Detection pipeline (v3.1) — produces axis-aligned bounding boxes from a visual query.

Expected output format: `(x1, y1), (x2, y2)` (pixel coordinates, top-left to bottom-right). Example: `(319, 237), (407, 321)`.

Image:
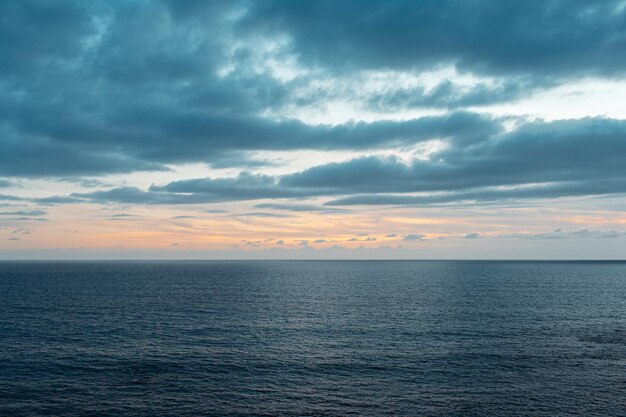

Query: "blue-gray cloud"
(365, 78), (544, 112)
(403, 234), (426, 241)
(254, 203), (348, 213)
(499, 229), (625, 240)
(228, 212), (293, 219)
(243, 0), (626, 78)
(464, 233), (481, 240)
(1, 0), (625, 214)
(0, 210), (47, 216)
(0, 195), (23, 202)
(0, 0), (510, 178)
(287, 117), (626, 204)
(30, 116), (626, 207)
(150, 173), (306, 201)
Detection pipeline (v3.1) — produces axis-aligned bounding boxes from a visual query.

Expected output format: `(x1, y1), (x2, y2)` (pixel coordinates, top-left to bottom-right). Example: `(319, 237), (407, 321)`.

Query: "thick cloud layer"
(244, 0), (626, 77)
(1, 0), (626, 209)
(56, 116), (626, 207)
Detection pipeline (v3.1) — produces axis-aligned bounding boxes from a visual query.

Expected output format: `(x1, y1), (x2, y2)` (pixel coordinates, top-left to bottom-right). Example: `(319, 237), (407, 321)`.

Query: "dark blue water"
(1, 261), (625, 416)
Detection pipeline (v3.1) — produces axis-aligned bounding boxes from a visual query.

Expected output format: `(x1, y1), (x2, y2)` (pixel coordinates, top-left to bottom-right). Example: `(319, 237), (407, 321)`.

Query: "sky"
(1, 0), (626, 259)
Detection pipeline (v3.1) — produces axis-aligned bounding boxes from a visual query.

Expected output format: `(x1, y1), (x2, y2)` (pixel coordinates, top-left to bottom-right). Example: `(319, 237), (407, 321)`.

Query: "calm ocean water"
(1, 261), (625, 416)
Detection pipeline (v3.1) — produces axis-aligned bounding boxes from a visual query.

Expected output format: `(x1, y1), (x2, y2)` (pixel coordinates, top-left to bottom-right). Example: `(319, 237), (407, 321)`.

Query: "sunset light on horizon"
(1, 0), (626, 259)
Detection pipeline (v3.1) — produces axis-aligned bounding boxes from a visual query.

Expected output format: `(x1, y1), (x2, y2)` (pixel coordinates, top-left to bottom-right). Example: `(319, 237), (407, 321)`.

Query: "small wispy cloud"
(403, 234), (426, 241)
(464, 233), (480, 239)
(0, 210), (46, 216)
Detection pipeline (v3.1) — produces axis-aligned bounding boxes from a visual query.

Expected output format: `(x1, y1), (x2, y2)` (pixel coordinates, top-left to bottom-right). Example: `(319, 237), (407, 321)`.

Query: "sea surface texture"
(1, 261), (625, 416)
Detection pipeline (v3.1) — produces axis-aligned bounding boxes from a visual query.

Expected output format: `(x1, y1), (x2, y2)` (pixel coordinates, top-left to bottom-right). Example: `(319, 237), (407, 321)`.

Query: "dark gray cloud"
(0, 0), (508, 178)
(69, 187), (212, 205)
(0, 0), (93, 76)
(284, 117), (626, 204)
(150, 173), (306, 201)
(324, 181), (626, 207)
(1, 97), (495, 176)
(243, 0), (626, 78)
(2, 0), (625, 214)
(365, 78), (543, 111)
(35, 116), (626, 207)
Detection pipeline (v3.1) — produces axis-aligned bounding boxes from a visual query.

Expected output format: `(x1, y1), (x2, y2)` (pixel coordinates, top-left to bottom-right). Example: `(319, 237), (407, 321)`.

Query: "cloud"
(0, 126), (166, 176)
(229, 212), (293, 218)
(254, 203), (348, 213)
(403, 234), (426, 241)
(0, 195), (24, 201)
(243, 0), (626, 78)
(150, 173), (303, 201)
(3, 0), (622, 187)
(464, 233), (481, 239)
(364, 78), (543, 111)
(289, 118), (626, 193)
(33, 196), (83, 205)
(1, 0), (625, 228)
(0, 0), (502, 179)
(40, 115), (626, 208)
(206, 154), (281, 169)
(499, 229), (625, 240)
(0, 210), (46, 216)
(111, 111), (492, 169)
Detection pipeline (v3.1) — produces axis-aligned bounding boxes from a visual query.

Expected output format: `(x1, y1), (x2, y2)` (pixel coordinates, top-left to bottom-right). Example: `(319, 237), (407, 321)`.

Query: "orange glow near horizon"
(2, 201), (625, 256)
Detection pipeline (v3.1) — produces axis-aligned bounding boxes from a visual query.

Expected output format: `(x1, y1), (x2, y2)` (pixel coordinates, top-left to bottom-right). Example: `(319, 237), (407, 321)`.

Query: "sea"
(0, 261), (625, 416)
